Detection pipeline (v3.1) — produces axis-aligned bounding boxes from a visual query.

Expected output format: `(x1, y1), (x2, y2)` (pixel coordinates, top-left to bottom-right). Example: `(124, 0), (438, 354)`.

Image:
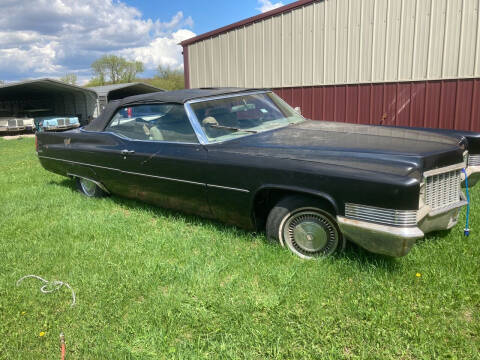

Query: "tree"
(90, 55), (144, 85)
(60, 73), (77, 85)
(146, 64), (184, 91)
(122, 61), (144, 83)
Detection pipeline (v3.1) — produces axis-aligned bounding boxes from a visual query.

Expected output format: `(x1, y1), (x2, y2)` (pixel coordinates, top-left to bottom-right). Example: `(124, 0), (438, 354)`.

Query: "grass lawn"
(0, 137), (479, 359)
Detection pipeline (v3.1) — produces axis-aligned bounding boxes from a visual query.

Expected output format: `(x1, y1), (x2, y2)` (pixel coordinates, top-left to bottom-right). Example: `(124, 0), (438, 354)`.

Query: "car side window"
(105, 104), (199, 143)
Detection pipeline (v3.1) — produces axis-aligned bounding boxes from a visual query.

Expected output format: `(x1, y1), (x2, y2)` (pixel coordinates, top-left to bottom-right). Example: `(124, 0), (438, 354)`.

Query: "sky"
(0, 0), (294, 84)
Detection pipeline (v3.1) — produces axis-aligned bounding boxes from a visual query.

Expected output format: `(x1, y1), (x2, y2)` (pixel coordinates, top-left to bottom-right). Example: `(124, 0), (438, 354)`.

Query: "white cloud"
(120, 29), (196, 70)
(0, 42), (61, 74)
(0, 0), (196, 81)
(257, 0), (284, 13)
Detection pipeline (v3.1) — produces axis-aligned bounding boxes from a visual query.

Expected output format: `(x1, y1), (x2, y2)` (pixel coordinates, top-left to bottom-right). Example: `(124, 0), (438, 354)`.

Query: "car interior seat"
(205, 107), (237, 127)
(149, 106), (198, 143)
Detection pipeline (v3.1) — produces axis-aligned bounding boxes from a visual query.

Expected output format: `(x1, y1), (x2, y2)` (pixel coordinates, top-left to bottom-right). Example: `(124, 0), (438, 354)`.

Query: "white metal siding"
(188, 0), (480, 88)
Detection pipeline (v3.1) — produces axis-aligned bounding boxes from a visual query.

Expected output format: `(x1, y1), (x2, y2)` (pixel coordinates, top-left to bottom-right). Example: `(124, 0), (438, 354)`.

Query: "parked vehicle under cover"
(36, 88), (479, 258)
(0, 112), (34, 133)
(35, 116), (80, 132)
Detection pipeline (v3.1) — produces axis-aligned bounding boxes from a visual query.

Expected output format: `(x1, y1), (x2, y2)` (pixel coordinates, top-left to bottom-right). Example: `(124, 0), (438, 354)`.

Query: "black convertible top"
(84, 87), (265, 131)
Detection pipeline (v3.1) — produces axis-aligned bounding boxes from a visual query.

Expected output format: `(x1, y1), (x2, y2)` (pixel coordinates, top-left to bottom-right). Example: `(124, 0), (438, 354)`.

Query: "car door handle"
(121, 149), (135, 155)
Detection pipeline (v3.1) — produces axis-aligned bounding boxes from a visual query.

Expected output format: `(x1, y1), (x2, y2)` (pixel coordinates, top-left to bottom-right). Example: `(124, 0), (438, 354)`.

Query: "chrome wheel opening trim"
(279, 207), (340, 259)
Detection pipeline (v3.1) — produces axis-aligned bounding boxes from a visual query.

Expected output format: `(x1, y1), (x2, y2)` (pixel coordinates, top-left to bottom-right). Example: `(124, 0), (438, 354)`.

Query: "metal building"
(181, 0), (480, 131)
(88, 82), (164, 115)
(0, 78), (97, 125)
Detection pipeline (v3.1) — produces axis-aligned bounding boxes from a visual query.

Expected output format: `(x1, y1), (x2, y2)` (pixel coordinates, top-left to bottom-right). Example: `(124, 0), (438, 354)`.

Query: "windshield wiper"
(208, 124), (257, 134)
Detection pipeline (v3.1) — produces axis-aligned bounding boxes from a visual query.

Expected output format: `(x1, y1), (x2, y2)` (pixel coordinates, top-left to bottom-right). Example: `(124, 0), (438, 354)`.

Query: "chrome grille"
(345, 203), (417, 227)
(8, 119), (16, 127)
(66, 118), (71, 125)
(468, 154), (480, 166)
(425, 169), (461, 210)
(17, 119), (23, 126)
(58, 119), (65, 126)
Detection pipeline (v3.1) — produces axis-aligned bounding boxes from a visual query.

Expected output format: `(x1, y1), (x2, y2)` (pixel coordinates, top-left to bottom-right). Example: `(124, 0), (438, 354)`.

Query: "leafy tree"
(90, 55), (144, 85)
(144, 65), (184, 91)
(59, 73), (77, 85)
(123, 61), (144, 83)
(84, 77), (104, 87)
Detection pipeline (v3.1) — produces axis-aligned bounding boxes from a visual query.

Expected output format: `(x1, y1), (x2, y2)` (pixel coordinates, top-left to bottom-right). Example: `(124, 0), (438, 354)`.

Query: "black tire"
(75, 177), (106, 198)
(266, 195), (344, 259)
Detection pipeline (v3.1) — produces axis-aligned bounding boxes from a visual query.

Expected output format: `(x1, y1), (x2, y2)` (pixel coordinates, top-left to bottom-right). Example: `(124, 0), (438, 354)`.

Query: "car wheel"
(266, 195), (344, 259)
(76, 177), (106, 198)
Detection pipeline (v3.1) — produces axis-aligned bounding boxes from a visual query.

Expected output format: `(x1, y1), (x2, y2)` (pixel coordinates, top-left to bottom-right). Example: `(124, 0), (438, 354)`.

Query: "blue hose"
(462, 168), (470, 236)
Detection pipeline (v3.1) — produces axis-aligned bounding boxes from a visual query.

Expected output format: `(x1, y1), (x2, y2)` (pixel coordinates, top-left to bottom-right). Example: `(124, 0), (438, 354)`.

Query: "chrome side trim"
(39, 155), (250, 193)
(67, 173), (110, 194)
(40, 155), (204, 186)
(206, 184), (250, 193)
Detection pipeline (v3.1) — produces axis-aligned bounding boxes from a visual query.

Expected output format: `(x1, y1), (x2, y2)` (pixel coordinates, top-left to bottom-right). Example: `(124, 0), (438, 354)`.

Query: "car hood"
(214, 120), (465, 179)
(388, 125), (480, 154)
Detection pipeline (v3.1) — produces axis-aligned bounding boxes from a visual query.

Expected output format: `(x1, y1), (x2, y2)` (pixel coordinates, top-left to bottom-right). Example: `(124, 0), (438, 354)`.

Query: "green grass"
(0, 138), (479, 359)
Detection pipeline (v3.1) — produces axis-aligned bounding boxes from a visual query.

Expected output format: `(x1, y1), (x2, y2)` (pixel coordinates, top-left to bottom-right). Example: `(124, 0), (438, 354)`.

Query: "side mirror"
(294, 107), (301, 115)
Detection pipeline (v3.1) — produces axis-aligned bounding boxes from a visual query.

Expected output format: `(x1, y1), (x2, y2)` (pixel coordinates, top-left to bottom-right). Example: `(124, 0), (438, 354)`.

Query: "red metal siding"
(273, 79), (480, 131)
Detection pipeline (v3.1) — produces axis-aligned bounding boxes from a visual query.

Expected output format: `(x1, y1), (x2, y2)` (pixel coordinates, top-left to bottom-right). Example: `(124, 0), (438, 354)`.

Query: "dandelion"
(416, 273), (422, 277)
(21, 311), (26, 315)
(39, 332), (45, 337)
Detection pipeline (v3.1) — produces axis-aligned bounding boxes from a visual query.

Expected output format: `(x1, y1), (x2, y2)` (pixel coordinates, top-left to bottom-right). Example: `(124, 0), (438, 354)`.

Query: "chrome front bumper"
(337, 198), (467, 257)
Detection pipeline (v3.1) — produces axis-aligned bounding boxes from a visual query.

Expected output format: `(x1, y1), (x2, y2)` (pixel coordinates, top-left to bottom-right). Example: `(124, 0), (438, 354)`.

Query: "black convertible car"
(36, 88), (480, 258)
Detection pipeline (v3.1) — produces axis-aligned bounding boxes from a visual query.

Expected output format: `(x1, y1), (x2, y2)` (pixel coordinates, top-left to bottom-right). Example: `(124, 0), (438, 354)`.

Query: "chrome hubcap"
(292, 220), (328, 252)
(79, 178), (96, 196)
(283, 209), (339, 257)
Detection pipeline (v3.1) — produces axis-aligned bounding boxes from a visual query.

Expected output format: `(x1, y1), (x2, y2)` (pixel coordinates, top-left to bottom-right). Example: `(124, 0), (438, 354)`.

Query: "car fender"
(251, 184), (340, 215)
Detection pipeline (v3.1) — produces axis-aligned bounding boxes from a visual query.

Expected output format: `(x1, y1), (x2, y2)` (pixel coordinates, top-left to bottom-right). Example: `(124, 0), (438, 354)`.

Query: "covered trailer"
(88, 82), (164, 116)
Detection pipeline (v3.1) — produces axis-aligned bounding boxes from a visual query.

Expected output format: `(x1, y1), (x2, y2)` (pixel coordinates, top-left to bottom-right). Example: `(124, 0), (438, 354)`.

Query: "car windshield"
(189, 92), (305, 143)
